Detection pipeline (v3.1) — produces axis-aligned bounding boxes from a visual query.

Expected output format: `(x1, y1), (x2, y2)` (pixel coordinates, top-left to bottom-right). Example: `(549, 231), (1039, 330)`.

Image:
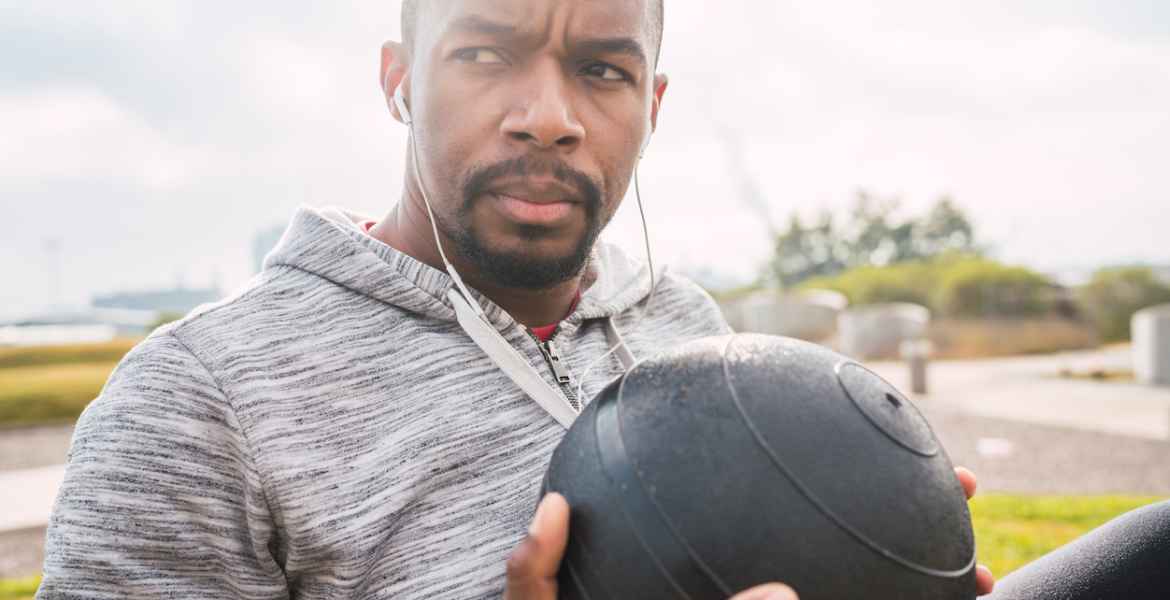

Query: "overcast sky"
(2, 1), (1168, 319)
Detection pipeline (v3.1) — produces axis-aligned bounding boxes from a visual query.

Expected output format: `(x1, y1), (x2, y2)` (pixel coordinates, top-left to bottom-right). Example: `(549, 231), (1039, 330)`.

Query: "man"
(38, 1), (992, 598)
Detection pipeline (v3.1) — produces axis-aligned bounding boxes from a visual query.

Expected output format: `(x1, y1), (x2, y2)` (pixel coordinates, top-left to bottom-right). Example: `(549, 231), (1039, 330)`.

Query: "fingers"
(975, 564), (995, 596)
(504, 493), (571, 600)
(729, 583), (799, 600)
(954, 467), (991, 594)
(954, 466), (977, 500)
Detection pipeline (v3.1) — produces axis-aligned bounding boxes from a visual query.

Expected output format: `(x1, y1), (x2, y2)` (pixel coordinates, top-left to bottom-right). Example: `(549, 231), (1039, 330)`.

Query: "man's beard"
(443, 156), (605, 290)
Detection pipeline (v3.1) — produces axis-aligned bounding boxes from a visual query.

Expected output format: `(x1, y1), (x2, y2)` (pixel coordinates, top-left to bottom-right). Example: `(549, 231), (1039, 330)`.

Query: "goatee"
(446, 156), (605, 290)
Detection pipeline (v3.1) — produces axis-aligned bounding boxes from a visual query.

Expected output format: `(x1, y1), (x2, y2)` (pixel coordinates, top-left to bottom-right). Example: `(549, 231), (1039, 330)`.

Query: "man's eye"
(454, 48), (506, 64)
(582, 63), (629, 82)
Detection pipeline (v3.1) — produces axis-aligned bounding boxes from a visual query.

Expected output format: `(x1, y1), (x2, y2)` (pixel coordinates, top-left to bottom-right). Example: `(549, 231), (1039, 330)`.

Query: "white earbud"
(394, 88), (413, 126)
(384, 68), (413, 126)
(638, 97), (659, 159)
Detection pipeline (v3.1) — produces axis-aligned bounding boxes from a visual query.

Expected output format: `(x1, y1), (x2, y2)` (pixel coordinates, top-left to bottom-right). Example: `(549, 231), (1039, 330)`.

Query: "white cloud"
(1, 0), (1168, 318)
(645, 1), (1170, 276)
(0, 86), (207, 188)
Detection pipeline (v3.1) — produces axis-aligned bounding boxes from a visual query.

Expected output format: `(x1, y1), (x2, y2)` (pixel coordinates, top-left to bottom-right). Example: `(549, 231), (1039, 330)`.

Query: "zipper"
(530, 329), (581, 411)
(540, 339), (572, 385)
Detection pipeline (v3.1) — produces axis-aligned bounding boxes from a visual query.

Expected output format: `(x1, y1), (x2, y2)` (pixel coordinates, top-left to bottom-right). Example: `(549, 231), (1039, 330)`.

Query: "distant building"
(0, 323), (117, 347)
(253, 225), (287, 274)
(0, 286), (224, 345)
(0, 308), (154, 345)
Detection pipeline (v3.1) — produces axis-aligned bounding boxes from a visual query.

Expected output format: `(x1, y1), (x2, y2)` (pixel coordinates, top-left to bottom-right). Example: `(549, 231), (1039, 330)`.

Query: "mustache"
(461, 156), (603, 212)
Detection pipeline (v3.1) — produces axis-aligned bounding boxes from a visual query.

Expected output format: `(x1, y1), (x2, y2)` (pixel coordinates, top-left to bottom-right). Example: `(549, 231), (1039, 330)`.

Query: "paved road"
(0, 424), (72, 471)
(922, 405), (1169, 496)
(869, 345), (1170, 441)
(0, 466), (64, 533)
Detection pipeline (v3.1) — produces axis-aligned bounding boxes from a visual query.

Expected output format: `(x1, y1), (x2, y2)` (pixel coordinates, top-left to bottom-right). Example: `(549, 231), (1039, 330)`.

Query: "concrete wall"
(1134, 304), (1170, 386)
(838, 303), (931, 360)
(720, 289), (847, 341)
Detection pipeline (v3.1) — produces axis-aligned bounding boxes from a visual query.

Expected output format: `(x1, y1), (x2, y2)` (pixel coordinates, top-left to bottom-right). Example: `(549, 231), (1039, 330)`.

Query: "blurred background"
(1, 1), (1168, 596)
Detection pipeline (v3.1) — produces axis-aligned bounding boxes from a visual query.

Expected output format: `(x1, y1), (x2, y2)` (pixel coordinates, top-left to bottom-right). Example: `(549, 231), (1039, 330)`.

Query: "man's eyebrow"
(444, 16), (648, 66)
(575, 37), (648, 66)
(447, 14), (519, 37)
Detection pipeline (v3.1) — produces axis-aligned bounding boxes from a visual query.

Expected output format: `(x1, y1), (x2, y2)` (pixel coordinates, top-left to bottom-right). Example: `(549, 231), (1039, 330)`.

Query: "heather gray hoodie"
(38, 206), (730, 599)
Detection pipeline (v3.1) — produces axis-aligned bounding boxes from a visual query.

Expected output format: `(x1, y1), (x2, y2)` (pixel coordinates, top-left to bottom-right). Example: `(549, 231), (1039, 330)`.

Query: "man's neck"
(368, 203), (581, 328)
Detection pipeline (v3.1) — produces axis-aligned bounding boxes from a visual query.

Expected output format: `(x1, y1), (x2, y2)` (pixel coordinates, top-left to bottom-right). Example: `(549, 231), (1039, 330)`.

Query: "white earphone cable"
(400, 93), (487, 318)
(572, 149), (657, 400)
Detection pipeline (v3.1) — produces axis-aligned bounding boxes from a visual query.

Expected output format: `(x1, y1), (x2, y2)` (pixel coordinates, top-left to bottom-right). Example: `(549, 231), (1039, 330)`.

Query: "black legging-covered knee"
(986, 500), (1170, 599)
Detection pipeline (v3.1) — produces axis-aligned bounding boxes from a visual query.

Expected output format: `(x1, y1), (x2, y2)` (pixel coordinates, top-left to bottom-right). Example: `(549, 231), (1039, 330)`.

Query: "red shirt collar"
(530, 291), (580, 342)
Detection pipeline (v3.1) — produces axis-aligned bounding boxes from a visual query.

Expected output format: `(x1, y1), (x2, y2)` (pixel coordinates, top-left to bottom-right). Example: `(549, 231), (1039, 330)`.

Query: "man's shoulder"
(654, 270), (719, 305)
(644, 269), (732, 337)
(80, 266), (358, 429)
(161, 265), (379, 367)
(169, 266), (311, 333)
(72, 328), (232, 454)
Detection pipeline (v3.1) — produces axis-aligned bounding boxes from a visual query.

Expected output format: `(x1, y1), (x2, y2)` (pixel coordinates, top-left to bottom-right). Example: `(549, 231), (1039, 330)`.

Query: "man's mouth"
(490, 193), (576, 224)
(486, 178), (581, 225)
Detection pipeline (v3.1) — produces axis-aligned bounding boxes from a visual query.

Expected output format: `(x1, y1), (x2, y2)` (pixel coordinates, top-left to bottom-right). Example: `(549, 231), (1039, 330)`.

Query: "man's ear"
(380, 40), (411, 124)
(650, 73), (669, 132)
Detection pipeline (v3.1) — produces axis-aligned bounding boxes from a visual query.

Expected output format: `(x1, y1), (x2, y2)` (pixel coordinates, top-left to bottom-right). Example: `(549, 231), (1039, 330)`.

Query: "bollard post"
(1133, 304), (1170, 386)
(899, 339), (933, 395)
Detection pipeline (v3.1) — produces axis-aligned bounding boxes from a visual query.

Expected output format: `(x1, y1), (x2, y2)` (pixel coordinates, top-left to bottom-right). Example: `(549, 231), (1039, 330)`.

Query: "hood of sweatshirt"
(263, 205), (657, 330)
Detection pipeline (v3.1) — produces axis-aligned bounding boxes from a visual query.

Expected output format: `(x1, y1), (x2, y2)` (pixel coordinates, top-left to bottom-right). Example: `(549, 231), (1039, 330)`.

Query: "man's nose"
(500, 64), (586, 152)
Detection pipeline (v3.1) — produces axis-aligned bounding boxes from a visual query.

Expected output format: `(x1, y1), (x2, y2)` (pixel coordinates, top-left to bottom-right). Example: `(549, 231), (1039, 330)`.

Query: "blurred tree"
(767, 192), (980, 288)
(915, 196), (977, 258)
(842, 191), (900, 267)
(767, 212), (845, 288)
(1077, 267), (1170, 342)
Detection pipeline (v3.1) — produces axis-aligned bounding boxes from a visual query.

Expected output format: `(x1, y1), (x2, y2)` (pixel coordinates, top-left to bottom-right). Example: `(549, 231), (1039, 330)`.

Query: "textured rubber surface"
(544, 334), (977, 599)
(988, 500), (1170, 600)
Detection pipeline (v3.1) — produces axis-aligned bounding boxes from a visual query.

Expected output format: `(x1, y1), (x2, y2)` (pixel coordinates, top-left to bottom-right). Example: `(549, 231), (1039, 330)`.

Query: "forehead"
(419, 0), (655, 46)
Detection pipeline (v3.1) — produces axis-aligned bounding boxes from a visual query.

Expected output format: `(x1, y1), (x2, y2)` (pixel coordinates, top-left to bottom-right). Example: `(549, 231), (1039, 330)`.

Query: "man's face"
(402, 0), (664, 289)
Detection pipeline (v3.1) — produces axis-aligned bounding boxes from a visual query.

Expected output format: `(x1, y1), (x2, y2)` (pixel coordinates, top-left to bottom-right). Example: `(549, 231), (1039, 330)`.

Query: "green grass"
(0, 340), (136, 428)
(0, 576), (40, 600)
(0, 496), (1161, 597)
(0, 362), (118, 428)
(970, 494), (1165, 577)
(0, 339), (137, 370)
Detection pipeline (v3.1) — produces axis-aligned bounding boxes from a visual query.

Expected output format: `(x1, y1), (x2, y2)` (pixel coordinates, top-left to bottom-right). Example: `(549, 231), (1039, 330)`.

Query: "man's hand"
(504, 493), (571, 600)
(955, 466), (996, 596)
(505, 494), (799, 600)
(728, 584), (799, 599)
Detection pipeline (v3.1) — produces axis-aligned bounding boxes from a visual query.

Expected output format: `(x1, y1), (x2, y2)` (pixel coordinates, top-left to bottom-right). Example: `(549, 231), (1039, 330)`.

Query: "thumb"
(504, 493), (571, 600)
(729, 583), (799, 600)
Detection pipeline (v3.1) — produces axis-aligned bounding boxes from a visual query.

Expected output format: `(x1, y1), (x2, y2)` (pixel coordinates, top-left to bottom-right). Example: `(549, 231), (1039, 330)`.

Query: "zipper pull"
(540, 340), (573, 385)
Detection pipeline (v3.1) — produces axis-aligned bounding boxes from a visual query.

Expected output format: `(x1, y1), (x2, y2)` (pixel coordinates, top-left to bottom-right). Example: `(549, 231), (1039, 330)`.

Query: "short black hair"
(401, 0), (665, 66)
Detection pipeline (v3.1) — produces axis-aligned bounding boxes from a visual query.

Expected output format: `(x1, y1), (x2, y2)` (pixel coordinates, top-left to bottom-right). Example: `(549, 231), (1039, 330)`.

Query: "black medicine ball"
(542, 334), (977, 600)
